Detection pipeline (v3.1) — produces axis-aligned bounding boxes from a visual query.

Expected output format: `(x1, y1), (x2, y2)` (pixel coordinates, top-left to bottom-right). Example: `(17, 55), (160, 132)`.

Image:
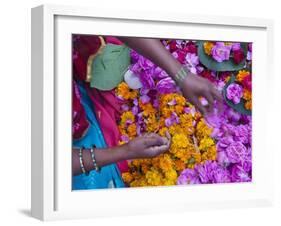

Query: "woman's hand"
(125, 132), (171, 159)
(181, 72), (223, 115)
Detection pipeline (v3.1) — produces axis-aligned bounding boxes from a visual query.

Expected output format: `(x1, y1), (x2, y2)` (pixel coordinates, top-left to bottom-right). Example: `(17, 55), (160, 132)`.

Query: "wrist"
(113, 143), (132, 161)
(174, 65), (190, 88)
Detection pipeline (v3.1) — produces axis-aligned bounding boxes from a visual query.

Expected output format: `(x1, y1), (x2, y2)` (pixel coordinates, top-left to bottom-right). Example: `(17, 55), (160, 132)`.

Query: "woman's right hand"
(125, 132), (171, 159)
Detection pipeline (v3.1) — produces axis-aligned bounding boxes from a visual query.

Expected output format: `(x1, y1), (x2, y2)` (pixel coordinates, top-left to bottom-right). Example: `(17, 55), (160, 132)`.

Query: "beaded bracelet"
(174, 66), (190, 88)
(79, 147), (88, 175)
(90, 146), (100, 172)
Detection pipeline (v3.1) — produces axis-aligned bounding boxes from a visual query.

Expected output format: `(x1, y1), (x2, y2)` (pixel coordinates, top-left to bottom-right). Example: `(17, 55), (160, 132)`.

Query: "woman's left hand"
(125, 132), (171, 159)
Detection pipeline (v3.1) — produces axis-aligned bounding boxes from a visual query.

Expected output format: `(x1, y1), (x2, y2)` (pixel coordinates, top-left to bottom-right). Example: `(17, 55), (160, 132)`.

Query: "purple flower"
(226, 142), (248, 163)
(132, 106), (139, 115)
(177, 169), (200, 185)
(217, 150), (231, 166)
(217, 136), (234, 150)
(230, 164), (251, 182)
(121, 104), (129, 111)
(133, 98), (139, 106)
(226, 107), (241, 123)
(232, 43), (241, 51)
(195, 162), (213, 183)
(154, 67), (169, 79)
(213, 166), (230, 183)
(139, 71), (155, 90)
(247, 51), (252, 61)
(226, 83), (243, 104)
(138, 56), (154, 70)
(121, 135), (130, 143)
(167, 99), (177, 106)
(130, 50), (140, 62)
(164, 112), (180, 127)
(164, 118), (173, 127)
(233, 125), (250, 144)
(140, 94), (151, 104)
(211, 42), (232, 62)
(185, 53), (199, 74)
(153, 98), (159, 108)
(156, 77), (177, 94)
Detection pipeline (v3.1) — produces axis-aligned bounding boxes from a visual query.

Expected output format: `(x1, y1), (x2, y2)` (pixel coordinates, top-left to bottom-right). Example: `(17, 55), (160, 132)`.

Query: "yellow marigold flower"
(159, 127), (168, 137)
(141, 164), (150, 174)
(203, 42), (214, 55)
(171, 133), (189, 149)
(164, 169), (177, 182)
(243, 89), (252, 101)
(201, 145), (217, 161)
(120, 111), (135, 125)
(127, 124), (137, 137)
(161, 107), (172, 118)
(122, 172), (133, 184)
(140, 102), (157, 117)
(236, 70), (250, 83)
(175, 105), (184, 114)
(199, 137), (215, 152)
(163, 179), (176, 186)
(173, 148), (192, 162)
(116, 82), (138, 100)
(175, 159), (186, 171)
(196, 119), (213, 140)
(186, 152), (201, 168)
(159, 154), (174, 172)
(224, 42), (233, 46)
(146, 169), (163, 186)
(168, 124), (185, 136)
(151, 157), (161, 169)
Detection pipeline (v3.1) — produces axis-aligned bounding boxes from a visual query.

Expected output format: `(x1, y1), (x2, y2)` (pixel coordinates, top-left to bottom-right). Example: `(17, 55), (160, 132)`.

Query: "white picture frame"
(31, 4), (274, 221)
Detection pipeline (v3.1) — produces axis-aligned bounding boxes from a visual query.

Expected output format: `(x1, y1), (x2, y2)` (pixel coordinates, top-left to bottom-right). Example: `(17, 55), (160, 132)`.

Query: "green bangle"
(174, 66), (190, 87)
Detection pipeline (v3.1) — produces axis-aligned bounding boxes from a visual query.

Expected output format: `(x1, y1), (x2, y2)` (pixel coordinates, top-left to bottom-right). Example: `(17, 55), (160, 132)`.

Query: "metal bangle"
(90, 146), (100, 172)
(79, 147), (88, 175)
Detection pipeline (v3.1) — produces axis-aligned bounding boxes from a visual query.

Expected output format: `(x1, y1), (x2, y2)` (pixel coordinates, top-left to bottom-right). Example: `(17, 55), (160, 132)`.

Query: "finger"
(211, 87), (223, 103)
(165, 130), (171, 139)
(144, 136), (165, 147)
(203, 90), (214, 113)
(189, 96), (207, 116)
(165, 130), (171, 147)
(211, 87), (224, 113)
(147, 144), (169, 155)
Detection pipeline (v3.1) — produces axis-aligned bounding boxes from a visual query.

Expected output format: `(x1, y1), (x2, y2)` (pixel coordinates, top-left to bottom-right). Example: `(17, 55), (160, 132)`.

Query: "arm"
(119, 38), (222, 115)
(72, 133), (170, 176)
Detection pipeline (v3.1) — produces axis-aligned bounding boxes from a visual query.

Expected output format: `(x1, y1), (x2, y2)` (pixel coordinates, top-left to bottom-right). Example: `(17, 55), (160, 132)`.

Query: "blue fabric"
(72, 83), (125, 190)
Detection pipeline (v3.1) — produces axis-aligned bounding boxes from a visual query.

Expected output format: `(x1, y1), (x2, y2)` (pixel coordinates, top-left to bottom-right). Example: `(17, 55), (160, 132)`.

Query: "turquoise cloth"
(72, 83), (125, 190)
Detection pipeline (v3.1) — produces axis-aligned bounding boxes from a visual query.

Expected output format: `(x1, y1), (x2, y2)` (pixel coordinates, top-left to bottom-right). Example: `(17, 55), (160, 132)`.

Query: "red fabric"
(73, 35), (102, 81)
(72, 34), (128, 172)
(105, 36), (123, 45)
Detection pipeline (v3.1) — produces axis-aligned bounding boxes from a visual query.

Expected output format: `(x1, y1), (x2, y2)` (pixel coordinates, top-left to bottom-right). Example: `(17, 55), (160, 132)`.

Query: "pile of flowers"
(203, 41), (246, 64)
(226, 70), (252, 110)
(115, 39), (252, 187)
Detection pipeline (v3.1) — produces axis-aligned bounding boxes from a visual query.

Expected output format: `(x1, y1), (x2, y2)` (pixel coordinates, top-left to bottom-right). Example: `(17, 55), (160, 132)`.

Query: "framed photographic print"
(31, 4), (274, 221)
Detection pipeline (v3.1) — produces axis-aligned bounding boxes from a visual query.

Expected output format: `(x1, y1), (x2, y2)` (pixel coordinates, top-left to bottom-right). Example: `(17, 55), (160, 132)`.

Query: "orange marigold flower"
(203, 42), (214, 55)
(236, 70), (250, 83)
(243, 89), (252, 101)
(245, 100), (252, 110)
